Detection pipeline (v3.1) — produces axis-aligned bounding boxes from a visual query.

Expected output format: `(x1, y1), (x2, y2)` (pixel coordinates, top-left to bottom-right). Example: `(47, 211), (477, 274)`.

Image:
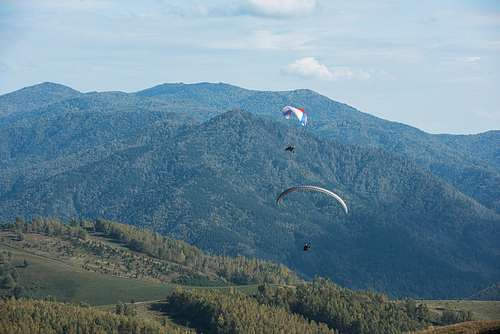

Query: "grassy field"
(0, 242), (260, 306)
(424, 300), (500, 321)
(0, 242), (179, 305)
(1, 230), (188, 284)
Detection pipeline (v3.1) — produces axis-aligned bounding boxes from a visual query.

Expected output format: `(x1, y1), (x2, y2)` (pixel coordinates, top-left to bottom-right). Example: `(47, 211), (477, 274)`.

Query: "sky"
(1, 0), (499, 134)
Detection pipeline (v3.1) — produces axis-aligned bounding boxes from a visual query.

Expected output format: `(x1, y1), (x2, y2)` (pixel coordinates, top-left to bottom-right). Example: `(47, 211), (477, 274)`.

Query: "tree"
(44, 295), (56, 302)
(14, 215), (24, 227)
(116, 301), (124, 315)
(1, 274), (15, 289)
(12, 285), (26, 299)
(70, 218), (80, 227)
(404, 298), (417, 318)
(123, 303), (137, 317)
(416, 303), (430, 322)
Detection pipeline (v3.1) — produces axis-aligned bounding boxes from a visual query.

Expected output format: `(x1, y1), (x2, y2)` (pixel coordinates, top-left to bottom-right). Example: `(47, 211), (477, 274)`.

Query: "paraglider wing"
(276, 186), (348, 214)
(282, 106), (307, 126)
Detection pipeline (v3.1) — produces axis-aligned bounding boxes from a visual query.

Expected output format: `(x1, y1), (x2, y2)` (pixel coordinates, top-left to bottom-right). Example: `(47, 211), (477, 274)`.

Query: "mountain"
(0, 97), (199, 195)
(4, 82), (499, 215)
(0, 82), (83, 128)
(134, 82), (500, 215)
(435, 131), (500, 172)
(0, 91), (498, 300)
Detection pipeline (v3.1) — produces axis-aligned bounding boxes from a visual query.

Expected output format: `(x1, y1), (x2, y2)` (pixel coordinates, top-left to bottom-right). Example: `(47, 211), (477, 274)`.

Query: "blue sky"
(1, 0), (499, 134)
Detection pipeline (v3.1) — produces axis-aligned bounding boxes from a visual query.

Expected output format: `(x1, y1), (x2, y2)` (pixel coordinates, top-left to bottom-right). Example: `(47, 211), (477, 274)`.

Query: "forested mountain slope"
(0, 82), (83, 128)
(1, 106), (498, 299)
(135, 82), (500, 214)
(435, 131), (500, 172)
(0, 94), (201, 196)
(3, 82), (499, 214)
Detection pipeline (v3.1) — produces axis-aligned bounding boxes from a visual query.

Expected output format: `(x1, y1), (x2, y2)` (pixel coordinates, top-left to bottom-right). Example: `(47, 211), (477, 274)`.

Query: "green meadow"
(0, 242), (260, 306)
(424, 299), (500, 321)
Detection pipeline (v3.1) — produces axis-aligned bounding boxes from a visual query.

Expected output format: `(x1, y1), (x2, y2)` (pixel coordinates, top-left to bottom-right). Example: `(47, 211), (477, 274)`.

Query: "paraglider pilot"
(302, 243), (310, 252)
(285, 146), (295, 153)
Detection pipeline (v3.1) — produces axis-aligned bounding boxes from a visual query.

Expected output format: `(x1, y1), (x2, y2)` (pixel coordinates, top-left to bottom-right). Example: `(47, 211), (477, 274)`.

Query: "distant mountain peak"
(0, 82), (83, 119)
(16, 82), (82, 96)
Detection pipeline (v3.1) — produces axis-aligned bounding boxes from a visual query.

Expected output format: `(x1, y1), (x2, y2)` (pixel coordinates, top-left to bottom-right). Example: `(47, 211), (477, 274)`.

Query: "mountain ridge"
(6, 81), (498, 214)
(1, 106), (498, 299)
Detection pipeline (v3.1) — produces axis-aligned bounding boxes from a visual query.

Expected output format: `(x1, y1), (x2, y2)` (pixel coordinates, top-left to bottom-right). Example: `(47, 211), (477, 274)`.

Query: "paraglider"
(282, 106), (307, 126)
(276, 185), (348, 214)
(285, 145), (295, 153)
(302, 243), (311, 252)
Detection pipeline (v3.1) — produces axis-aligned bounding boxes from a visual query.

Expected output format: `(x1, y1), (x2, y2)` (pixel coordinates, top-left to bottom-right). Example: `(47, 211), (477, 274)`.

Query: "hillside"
(134, 82), (500, 215)
(0, 102), (199, 195)
(436, 131), (500, 171)
(3, 82), (500, 215)
(0, 297), (189, 334)
(410, 321), (500, 334)
(3, 82), (499, 216)
(0, 82), (83, 128)
(467, 283), (500, 301)
(0, 105), (499, 299)
(0, 217), (298, 302)
(2, 218), (489, 334)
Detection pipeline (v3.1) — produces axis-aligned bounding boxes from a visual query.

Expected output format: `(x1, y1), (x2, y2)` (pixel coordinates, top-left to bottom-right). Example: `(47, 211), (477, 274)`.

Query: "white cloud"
(329, 67), (372, 81)
(281, 57), (377, 82)
(465, 57), (480, 63)
(281, 57), (334, 80)
(239, 0), (317, 17)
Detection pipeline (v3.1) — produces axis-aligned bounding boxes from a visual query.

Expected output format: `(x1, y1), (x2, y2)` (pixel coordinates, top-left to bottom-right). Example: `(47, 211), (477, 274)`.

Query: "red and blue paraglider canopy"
(282, 106), (307, 126)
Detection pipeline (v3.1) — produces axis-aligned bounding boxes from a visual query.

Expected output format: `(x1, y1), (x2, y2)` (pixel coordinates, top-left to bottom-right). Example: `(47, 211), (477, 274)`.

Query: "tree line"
(167, 280), (476, 334)
(0, 296), (192, 334)
(1, 216), (299, 287)
(168, 286), (336, 334)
